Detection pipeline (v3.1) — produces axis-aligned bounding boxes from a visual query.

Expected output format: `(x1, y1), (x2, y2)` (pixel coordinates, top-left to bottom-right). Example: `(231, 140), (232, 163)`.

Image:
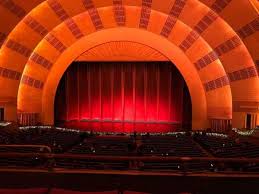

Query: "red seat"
(124, 191), (151, 194)
(50, 188), (117, 194)
(0, 188), (47, 194)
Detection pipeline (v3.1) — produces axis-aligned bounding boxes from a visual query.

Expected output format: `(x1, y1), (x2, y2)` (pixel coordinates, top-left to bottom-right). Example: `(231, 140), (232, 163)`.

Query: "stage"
(55, 61), (191, 133)
(57, 120), (181, 133)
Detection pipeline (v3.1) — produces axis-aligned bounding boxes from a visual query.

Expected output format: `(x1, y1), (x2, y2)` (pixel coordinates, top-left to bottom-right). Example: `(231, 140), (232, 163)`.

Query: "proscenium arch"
(41, 28), (208, 129)
(17, 7), (233, 124)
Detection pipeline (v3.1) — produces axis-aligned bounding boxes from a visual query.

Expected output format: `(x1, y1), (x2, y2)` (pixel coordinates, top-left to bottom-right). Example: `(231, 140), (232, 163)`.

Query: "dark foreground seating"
(49, 189), (117, 194)
(0, 189), (149, 194)
(68, 137), (133, 156)
(0, 188), (47, 194)
(193, 133), (259, 158)
(0, 127), (259, 173)
(139, 134), (207, 157)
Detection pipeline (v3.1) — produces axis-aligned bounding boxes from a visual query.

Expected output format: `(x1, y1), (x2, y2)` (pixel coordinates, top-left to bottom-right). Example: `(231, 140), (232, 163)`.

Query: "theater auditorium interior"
(0, 0), (259, 193)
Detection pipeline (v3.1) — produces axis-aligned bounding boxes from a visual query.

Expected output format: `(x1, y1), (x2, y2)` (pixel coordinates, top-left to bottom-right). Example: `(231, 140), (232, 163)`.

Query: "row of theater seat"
(55, 158), (129, 170)
(68, 137), (132, 155)
(0, 188), (150, 194)
(193, 134), (259, 158)
(12, 129), (82, 153)
(0, 157), (47, 168)
(0, 127), (259, 172)
(2, 128), (259, 159)
(139, 135), (207, 157)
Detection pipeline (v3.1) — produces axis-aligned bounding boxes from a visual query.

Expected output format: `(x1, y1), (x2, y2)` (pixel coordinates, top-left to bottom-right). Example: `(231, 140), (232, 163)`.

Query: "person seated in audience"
(133, 131), (137, 139)
(234, 137), (240, 144)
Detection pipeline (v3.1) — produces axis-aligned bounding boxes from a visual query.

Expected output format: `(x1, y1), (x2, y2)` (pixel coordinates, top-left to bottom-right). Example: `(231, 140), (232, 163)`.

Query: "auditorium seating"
(49, 189), (117, 194)
(0, 157), (47, 168)
(141, 161), (211, 172)
(68, 136), (133, 155)
(193, 133), (259, 158)
(139, 134), (207, 157)
(0, 189), (150, 194)
(0, 128), (15, 144)
(13, 128), (83, 153)
(0, 126), (259, 173)
(55, 158), (129, 170)
(0, 188), (47, 194)
(0, 146), (49, 153)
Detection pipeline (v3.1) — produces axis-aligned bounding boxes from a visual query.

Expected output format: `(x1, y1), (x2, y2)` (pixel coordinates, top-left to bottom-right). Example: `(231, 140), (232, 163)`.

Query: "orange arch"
(1, 1), (254, 98)
(0, 0), (258, 65)
(41, 28), (209, 129)
(17, 7), (232, 118)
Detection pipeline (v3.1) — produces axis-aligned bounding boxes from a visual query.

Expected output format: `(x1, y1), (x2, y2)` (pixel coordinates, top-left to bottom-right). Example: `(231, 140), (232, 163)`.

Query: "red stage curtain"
(55, 62), (191, 132)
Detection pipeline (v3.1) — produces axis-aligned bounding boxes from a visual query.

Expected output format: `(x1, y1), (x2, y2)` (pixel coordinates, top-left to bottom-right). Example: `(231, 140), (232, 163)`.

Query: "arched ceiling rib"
(0, 0), (254, 83)
(20, 7), (228, 86)
(0, 0), (257, 63)
(75, 41), (170, 61)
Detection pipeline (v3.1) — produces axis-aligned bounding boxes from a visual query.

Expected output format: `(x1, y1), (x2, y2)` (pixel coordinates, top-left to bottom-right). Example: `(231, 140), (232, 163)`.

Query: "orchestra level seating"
(0, 127), (259, 173)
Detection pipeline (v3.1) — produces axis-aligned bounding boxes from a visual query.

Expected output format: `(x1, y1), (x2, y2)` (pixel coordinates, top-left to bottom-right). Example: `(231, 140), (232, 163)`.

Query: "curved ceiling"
(75, 41), (169, 61)
(0, 0), (258, 128)
(0, 0), (258, 62)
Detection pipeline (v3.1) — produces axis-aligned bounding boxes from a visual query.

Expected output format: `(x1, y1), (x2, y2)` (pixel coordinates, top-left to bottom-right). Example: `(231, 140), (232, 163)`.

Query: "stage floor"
(57, 121), (181, 133)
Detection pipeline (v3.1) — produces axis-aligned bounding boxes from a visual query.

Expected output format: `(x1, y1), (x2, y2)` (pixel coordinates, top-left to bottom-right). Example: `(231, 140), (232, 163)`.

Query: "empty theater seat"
(49, 189), (151, 194)
(124, 192), (151, 194)
(13, 128), (83, 153)
(68, 137), (133, 156)
(0, 188), (47, 194)
(193, 133), (259, 158)
(54, 158), (129, 170)
(0, 157), (47, 168)
(49, 189), (117, 194)
(139, 134), (207, 157)
(1, 127), (259, 172)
